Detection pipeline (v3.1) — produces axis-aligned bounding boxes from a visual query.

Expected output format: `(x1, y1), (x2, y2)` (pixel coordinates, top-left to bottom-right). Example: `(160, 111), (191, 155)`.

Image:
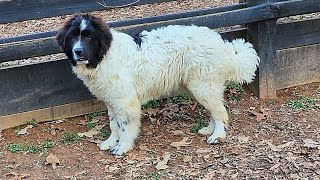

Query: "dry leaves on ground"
(170, 137), (192, 150)
(156, 152), (171, 170)
(267, 141), (295, 152)
(249, 107), (273, 121)
(17, 125), (33, 135)
(45, 153), (60, 169)
(303, 139), (320, 148)
(77, 124), (105, 138)
(6, 172), (30, 180)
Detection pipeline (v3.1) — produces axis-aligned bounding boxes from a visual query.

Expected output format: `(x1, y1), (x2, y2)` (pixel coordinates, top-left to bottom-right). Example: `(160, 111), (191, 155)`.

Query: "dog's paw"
(207, 129), (226, 144)
(198, 126), (214, 135)
(109, 142), (132, 156)
(99, 135), (119, 150)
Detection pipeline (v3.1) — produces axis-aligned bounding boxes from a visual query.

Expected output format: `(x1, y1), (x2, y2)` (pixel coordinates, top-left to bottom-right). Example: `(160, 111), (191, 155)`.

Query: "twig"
(96, 0), (140, 8)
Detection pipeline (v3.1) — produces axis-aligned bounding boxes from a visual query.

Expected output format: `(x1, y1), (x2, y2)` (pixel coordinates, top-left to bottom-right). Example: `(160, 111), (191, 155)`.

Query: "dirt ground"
(0, 82), (319, 180)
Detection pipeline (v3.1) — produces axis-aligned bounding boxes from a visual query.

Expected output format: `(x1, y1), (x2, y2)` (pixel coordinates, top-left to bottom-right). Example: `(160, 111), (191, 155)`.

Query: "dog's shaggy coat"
(57, 14), (260, 155)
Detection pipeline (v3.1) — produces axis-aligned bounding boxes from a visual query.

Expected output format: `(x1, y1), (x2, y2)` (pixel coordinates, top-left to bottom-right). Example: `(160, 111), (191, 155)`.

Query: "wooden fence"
(0, 0), (319, 130)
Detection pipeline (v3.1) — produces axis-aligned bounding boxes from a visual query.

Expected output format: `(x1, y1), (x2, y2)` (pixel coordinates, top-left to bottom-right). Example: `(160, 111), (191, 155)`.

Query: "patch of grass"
(26, 118), (38, 127)
(61, 132), (81, 144)
(227, 93), (240, 102)
(288, 96), (317, 110)
(86, 122), (96, 129)
(7, 140), (55, 154)
(13, 127), (21, 134)
(85, 111), (104, 121)
(7, 143), (28, 153)
(150, 171), (163, 180)
(142, 99), (163, 109)
(169, 93), (192, 104)
(228, 83), (245, 93)
(191, 118), (208, 133)
(42, 139), (55, 149)
(99, 130), (110, 138)
(40, 127), (51, 133)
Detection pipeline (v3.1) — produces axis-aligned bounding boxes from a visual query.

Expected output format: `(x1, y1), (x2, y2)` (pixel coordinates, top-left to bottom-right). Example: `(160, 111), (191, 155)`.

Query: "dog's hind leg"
(100, 108), (119, 150)
(109, 97), (141, 155)
(187, 83), (228, 144)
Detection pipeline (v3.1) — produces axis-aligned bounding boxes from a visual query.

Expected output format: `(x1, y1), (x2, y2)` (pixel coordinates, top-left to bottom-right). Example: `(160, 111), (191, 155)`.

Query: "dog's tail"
(225, 39), (260, 84)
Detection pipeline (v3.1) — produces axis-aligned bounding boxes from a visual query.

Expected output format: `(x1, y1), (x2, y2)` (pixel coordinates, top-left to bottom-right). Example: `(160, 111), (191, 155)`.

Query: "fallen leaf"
(196, 148), (211, 154)
(270, 163), (281, 171)
(45, 153), (60, 169)
(144, 108), (158, 116)
(249, 107), (272, 121)
(171, 130), (184, 136)
(17, 125), (33, 135)
(238, 136), (249, 144)
(50, 126), (62, 136)
(231, 172), (239, 179)
(303, 139), (320, 148)
(6, 172), (31, 179)
(156, 152), (171, 170)
(267, 141), (295, 152)
(106, 165), (120, 172)
(77, 125), (105, 138)
(183, 155), (192, 162)
(170, 137), (191, 150)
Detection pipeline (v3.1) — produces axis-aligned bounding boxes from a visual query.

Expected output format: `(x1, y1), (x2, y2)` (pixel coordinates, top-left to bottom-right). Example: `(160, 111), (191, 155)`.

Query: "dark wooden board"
(0, 99), (106, 131)
(0, 59), (95, 116)
(275, 44), (320, 89)
(0, 3), (245, 45)
(276, 18), (320, 49)
(0, 0), (176, 24)
(247, 0), (278, 98)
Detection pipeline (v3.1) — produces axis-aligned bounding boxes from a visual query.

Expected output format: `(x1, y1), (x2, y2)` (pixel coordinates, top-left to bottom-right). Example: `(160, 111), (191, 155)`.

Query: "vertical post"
(247, 0), (279, 98)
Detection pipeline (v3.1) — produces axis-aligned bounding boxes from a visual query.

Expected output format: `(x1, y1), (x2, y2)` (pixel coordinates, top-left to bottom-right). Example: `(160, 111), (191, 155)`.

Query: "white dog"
(56, 14), (260, 155)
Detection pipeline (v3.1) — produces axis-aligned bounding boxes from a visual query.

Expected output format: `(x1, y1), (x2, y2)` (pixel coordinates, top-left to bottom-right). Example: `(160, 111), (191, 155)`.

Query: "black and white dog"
(56, 14), (259, 155)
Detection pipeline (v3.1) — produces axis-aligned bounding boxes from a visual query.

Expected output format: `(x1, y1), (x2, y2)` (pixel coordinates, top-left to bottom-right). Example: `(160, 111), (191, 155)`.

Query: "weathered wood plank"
(0, 99), (106, 131)
(0, 0), (176, 24)
(0, 3), (245, 44)
(275, 44), (320, 89)
(0, 59), (95, 116)
(247, 0), (278, 98)
(277, 18), (320, 49)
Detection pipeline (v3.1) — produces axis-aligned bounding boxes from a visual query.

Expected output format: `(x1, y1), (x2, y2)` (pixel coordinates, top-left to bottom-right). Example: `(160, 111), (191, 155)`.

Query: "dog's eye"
(85, 36), (91, 40)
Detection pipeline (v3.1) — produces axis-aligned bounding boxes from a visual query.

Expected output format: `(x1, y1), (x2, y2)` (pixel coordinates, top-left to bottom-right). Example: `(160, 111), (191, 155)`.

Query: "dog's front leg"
(100, 107), (119, 150)
(109, 98), (141, 155)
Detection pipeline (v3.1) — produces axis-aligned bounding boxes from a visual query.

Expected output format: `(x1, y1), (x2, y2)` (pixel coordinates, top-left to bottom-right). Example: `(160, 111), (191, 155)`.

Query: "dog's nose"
(74, 48), (83, 56)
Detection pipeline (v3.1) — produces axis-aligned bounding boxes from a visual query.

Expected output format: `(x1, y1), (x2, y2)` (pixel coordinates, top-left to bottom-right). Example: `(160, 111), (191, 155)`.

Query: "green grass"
(26, 118), (38, 127)
(228, 83), (245, 93)
(142, 99), (163, 109)
(227, 93), (240, 102)
(86, 122), (96, 129)
(191, 118), (208, 133)
(85, 111), (104, 121)
(7, 140), (55, 154)
(150, 171), (163, 180)
(61, 132), (81, 144)
(99, 130), (110, 138)
(288, 96), (317, 110)
(169, 93), (192, 104)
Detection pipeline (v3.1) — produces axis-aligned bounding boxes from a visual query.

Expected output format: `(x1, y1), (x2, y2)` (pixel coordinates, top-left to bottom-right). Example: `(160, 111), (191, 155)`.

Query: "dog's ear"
(56, 16), (77, 50)
(91, 16), (113, 59)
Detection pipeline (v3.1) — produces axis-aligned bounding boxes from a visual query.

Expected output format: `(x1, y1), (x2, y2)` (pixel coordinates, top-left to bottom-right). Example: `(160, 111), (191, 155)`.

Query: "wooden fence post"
(246, 0), (279, 98)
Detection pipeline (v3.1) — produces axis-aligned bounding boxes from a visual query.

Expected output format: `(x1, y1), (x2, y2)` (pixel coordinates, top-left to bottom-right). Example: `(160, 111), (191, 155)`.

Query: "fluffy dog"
(56, 14), (260, 155)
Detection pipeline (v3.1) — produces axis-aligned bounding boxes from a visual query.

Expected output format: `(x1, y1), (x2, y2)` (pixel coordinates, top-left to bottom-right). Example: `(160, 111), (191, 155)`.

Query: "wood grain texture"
(0, 0), (176, 24)
(275, 44), (320, 89)
(0, 99), (106, 130)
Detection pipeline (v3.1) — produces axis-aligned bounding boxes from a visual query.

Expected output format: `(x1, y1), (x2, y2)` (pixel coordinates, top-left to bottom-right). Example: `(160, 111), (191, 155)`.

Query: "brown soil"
(0, 82), (319, 179)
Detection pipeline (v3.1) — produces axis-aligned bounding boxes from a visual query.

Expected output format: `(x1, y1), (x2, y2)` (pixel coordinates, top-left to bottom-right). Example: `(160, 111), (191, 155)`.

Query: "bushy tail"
(225, 39), (260, 84)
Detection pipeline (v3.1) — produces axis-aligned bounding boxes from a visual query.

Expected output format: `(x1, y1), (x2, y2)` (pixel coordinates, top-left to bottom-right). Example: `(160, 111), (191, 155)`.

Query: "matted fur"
(57, 15), (260, 155)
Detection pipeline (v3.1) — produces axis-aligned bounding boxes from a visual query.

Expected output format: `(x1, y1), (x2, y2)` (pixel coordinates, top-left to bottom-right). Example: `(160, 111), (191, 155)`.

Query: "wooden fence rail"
(0, 0), (319, 130)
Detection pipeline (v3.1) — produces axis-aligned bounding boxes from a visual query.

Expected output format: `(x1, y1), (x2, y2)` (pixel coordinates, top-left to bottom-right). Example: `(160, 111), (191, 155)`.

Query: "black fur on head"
(56, 14), (113, 68)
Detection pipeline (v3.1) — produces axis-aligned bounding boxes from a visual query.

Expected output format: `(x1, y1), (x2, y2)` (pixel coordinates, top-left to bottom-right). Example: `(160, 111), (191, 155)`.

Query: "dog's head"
(56, 14), (113, 68)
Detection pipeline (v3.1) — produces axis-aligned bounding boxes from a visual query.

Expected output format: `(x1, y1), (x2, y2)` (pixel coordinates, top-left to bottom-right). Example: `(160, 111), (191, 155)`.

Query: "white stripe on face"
(80, 19), (88, 31)
(72, 37), (82, 58)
